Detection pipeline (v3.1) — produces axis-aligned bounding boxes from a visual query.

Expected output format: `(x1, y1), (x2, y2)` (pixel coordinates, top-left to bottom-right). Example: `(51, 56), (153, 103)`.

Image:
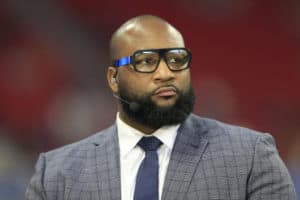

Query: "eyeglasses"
(113, 48), (192, 73)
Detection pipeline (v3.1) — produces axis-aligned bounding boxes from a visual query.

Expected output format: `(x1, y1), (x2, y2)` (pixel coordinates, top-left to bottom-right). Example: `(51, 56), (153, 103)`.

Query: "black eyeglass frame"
(113, 47), (192, 73)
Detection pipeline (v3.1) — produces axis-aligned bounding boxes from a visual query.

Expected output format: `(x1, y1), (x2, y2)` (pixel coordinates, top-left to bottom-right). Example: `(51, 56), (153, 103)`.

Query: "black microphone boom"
(112, 93), (140, 112)
(129, 102), (140, 112)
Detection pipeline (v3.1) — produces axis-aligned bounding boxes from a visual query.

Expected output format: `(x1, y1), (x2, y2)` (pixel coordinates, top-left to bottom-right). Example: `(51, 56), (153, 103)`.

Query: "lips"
(154, 86), (177, 97)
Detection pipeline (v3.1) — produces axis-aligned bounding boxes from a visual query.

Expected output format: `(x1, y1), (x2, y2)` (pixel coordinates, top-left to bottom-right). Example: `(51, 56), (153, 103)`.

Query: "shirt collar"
(116, 113), (180, 158)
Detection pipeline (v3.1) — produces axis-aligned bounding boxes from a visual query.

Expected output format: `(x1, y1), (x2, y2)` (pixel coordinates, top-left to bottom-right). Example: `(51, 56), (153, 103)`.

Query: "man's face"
(110, 20), (194, 128)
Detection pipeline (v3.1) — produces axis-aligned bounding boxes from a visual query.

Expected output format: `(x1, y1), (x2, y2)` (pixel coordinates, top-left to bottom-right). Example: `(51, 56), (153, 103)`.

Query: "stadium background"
(0, 0), (299, 198)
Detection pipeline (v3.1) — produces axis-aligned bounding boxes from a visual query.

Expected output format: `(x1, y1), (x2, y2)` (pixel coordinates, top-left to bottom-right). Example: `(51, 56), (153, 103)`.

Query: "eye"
(169, 57), (181, 63)
(168, 56), (187, 64)
(135, 56), (158, 66)
(142, 57), (156, 64)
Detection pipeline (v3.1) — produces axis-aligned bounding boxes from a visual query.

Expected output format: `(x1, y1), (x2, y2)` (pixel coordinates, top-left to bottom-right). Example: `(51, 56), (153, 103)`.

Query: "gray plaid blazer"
(25, 114), (296, 199)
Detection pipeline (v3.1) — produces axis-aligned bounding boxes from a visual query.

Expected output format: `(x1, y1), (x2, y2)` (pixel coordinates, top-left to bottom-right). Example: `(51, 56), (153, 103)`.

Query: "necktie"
(134, 136), (162, 200)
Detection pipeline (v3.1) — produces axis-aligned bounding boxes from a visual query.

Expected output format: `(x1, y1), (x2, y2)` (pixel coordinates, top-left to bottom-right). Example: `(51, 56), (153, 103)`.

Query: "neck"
(118, 110), (157, 135)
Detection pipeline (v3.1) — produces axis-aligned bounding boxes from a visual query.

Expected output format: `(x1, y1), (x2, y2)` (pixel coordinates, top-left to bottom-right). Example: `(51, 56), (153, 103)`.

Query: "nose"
(153, 59), (175, 82)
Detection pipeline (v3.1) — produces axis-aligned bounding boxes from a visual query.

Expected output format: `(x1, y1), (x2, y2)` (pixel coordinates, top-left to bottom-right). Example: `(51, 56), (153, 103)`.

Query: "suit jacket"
(25, 114), (296, 200)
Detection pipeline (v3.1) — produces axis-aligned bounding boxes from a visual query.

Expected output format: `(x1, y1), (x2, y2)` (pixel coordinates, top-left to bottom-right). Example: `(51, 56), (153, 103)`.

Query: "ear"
(107, 66), (119, 93)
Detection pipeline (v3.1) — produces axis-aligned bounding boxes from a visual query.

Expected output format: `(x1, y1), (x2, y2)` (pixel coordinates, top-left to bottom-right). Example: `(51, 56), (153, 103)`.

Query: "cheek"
(177, 72), (191, 90)
(119, 73), (151, 94)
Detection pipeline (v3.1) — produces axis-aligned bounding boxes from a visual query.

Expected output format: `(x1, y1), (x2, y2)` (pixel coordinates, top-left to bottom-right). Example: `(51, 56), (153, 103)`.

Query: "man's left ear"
(107, 66), (119, 93)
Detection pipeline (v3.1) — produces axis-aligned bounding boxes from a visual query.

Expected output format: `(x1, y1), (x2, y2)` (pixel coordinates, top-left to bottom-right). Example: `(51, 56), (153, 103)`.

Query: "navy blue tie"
(134, 136), (162, 200)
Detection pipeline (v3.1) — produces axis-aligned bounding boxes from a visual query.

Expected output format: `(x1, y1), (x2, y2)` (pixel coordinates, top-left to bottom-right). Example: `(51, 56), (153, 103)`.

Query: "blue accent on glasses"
(114, 56), (131, 67)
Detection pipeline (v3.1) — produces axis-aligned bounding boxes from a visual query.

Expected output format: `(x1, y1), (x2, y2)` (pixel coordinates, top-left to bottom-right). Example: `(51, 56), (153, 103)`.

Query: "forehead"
(114, 21), (185, 58)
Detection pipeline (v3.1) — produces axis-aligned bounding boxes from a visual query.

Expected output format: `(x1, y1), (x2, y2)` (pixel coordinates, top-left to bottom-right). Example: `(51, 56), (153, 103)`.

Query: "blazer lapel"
(162, 115), (209, 200)
(94, 125), (121, 200)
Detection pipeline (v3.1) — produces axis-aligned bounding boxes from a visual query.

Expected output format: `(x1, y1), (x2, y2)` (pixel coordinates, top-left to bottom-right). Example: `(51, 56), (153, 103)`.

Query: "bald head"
(109, 15), (185, 62)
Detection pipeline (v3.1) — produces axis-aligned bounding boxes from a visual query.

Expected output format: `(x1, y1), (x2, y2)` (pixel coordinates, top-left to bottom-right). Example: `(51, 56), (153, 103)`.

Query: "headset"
(111, 70), (118, 83)
(111, 77), (116, 83)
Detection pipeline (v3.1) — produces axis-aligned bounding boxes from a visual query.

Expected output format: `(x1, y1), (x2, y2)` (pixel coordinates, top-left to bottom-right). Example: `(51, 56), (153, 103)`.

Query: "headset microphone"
(112, 93), (140, 112)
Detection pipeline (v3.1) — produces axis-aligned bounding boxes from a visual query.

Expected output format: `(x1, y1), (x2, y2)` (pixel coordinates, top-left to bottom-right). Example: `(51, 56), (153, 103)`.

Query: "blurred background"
(0, 0), (299, 198)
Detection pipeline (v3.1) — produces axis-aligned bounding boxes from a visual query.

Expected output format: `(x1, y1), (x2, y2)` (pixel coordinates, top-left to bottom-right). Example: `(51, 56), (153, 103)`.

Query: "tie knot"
(138, 136), (162, 152)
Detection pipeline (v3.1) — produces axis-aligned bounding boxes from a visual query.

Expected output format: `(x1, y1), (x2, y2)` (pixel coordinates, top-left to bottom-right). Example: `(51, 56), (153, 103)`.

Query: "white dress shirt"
(116, 113), (179, 200)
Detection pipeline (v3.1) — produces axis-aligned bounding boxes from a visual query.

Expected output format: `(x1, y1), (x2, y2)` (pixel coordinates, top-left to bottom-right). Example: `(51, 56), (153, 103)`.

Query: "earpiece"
(111, 70), (118, 84)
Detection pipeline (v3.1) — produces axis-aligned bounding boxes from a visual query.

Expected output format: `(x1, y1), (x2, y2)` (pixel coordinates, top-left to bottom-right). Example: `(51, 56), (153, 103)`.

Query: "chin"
(155, 101), (176, 109)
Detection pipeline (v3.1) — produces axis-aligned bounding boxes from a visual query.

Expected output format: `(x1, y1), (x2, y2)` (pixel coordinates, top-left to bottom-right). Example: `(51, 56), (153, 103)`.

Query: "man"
(25, 15), (296, 200)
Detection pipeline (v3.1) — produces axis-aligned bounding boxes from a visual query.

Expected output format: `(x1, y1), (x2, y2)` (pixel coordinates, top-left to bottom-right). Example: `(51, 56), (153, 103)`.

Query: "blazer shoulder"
(188, 114), (273, 149)
(26, 125), (118, 199)
(184, 115), (296, 199)
(43, 124), (116, 168)
(188, 114), (280, 172)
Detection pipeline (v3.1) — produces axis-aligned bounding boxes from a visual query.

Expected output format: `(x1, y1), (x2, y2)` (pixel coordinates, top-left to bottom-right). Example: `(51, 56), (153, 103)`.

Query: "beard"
(118, 84), (195, 129)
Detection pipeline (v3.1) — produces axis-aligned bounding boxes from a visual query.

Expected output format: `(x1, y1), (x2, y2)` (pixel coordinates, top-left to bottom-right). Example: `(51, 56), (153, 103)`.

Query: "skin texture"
(107, 15), (192, 134)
